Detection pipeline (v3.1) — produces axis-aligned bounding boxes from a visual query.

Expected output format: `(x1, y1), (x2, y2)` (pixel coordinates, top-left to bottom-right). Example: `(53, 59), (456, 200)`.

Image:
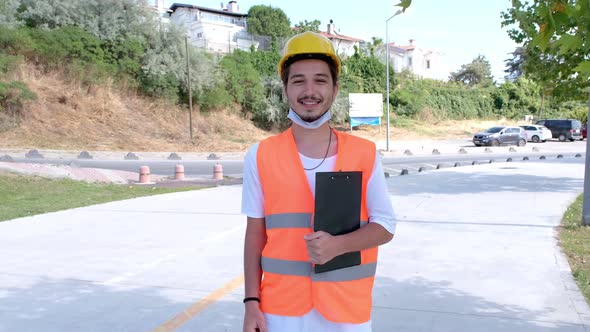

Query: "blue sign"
(350, 117), (381, 127)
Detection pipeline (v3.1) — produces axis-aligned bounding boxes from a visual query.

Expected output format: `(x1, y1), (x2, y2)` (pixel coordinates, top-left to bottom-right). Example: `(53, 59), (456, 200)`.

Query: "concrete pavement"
(0, 157), (587, 331)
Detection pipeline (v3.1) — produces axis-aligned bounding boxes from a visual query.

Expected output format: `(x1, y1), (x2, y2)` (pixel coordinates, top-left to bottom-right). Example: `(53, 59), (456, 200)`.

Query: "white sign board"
(348, 93), (383, 118)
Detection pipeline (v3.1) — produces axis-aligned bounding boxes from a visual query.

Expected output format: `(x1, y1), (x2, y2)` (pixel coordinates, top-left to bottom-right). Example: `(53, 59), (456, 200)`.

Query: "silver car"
(473, 126), (527, 147)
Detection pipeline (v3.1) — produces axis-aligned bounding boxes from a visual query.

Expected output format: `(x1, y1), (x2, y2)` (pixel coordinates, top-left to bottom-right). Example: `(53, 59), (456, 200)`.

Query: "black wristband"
(243, 297), (260, 303)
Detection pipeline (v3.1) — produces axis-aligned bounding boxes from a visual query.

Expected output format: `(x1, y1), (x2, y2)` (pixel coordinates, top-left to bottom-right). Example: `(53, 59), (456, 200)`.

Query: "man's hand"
(243, 301), (266, 332)
(304, 231), (343, 264)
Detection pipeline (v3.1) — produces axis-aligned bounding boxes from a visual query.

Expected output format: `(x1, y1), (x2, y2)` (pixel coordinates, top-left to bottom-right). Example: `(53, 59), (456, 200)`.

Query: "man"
(241, 31), (396, 332)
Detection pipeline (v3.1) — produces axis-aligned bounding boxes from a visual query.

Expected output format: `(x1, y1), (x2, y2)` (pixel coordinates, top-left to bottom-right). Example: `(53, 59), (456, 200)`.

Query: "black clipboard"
(313, 171), (362, 273)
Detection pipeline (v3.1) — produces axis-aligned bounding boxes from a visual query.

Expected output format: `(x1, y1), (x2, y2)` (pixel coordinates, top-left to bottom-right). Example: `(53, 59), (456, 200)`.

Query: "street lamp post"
(386, 10), (403, 151)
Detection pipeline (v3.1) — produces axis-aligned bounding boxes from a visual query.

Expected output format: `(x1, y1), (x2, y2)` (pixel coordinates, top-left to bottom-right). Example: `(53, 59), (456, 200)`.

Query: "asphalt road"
(0, 158), (587, 331)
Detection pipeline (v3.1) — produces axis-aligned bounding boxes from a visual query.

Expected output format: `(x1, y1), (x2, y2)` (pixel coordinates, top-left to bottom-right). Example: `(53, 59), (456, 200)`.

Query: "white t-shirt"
(241, 142), (396, 234)
(241, 142), (396, 332)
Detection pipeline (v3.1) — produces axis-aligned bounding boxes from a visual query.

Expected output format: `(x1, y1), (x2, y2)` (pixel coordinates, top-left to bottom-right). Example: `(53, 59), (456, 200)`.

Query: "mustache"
(297, 95), (323, 103)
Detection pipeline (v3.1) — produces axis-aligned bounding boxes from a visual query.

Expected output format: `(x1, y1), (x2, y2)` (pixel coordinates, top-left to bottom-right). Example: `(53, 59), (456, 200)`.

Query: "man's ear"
(282, 86), (288, 102)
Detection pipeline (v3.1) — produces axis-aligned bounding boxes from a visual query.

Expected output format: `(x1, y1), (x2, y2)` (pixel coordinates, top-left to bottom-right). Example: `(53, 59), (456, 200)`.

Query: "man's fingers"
(304, 231), (325, 241)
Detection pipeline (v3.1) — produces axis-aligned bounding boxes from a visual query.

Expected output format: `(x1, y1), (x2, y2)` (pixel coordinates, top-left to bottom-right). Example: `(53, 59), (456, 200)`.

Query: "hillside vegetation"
(0, 63), (517, 152)
(0, 0), (587, 152)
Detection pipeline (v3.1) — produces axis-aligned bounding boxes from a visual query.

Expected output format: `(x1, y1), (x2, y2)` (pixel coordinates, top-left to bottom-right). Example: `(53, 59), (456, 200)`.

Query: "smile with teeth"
(299, 99), (321, 105)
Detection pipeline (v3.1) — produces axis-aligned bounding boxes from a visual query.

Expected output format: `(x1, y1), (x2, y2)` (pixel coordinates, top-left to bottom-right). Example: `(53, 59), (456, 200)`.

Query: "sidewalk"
(0, 158), (587, 331)
(1, 139), (585, 161)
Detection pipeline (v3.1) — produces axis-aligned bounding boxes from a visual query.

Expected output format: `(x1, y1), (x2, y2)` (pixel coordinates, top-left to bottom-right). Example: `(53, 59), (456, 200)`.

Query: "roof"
(388, 42), (415, 53)
(169, 2), (247, 18)
(319, 31), (363, 42)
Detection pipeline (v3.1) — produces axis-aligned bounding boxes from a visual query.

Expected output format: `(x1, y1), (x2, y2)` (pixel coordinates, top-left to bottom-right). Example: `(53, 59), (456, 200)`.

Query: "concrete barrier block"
(125, 152), (139, 160)
(0, 155), (14, 162)
(77, 151), (93, 159)
(168, 153), (182, 160)
(25, 149), (44, 159)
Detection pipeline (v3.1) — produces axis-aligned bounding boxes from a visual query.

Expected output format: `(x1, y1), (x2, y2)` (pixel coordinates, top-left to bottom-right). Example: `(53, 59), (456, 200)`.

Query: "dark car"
(583, 124), (587, 140)
(473, 126), (527, 147)
(535, 119), (582, 141)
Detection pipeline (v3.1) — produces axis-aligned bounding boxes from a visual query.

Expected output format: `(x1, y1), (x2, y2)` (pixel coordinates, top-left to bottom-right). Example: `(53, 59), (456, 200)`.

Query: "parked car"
(583, 124), (587, 140)
(535, 119), (582, 141)
(473, 126), (527, 147)
(519, 125), (552, 143)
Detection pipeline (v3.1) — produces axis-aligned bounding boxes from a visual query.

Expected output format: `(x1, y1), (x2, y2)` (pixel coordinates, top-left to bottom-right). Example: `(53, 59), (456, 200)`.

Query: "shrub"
(220, 50), (268, 126)
(139, 72), (180, 103)
(199, 83), (233, 112)
(28, 26), (106, 71)
(0, 27), (34, 56)
(0, 81), (37, 116)
(0, 53), (23, 74)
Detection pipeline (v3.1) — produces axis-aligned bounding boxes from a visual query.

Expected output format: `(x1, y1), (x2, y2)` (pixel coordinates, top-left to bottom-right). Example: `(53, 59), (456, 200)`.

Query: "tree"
(294, 19), (321, 33)
(0, 0), (22, 28)
(246, 5), (292, 39)
(501, 0), (590, 100)
(449, 55), (494, 88)
(19, 0), (156, 41)
(504, 47), (526, 82)
(502, 0), (590, 224)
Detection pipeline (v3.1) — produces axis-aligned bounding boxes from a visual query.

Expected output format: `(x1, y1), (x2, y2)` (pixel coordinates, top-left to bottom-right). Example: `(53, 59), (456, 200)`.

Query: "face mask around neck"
(287, 108), (331, 130)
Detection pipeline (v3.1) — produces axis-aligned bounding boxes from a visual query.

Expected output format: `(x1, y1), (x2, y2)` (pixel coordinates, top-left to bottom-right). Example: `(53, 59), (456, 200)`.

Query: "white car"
(520, 125), (552, 143)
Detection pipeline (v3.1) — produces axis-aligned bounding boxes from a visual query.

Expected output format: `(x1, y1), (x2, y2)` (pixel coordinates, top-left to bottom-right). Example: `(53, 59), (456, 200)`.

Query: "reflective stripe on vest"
(262, 257), (377, 282)
(263, 216), (371, 281)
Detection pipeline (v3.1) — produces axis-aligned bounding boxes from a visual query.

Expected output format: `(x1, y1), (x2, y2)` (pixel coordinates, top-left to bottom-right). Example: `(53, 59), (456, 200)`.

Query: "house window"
(407, 57), (413, 67)
(197, 32), (203, 38)
(426, 60), (431, 69)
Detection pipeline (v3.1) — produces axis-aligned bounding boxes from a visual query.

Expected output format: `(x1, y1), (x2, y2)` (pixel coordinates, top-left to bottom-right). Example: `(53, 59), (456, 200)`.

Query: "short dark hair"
(281, 54), (339, 87)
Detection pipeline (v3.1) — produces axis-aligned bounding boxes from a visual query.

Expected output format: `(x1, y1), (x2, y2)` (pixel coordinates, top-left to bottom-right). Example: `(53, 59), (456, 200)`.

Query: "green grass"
(559, 194), (590, 303)
(0, 172), (200, 222)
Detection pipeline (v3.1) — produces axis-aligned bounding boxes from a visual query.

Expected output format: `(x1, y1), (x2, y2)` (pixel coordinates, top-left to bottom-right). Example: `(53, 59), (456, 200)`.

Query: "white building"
(320, 20), (363, 57)
(168, 1), (258, 53)
(147, 0), (171, 23)
(387, 39), (448, 81)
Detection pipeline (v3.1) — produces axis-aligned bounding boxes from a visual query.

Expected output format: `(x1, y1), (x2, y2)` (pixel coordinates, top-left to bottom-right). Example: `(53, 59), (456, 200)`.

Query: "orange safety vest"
(256, 127), (378, 324)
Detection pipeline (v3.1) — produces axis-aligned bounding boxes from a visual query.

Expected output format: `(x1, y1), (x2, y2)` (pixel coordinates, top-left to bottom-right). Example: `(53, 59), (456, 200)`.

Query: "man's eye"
(292, 80), (304, 85)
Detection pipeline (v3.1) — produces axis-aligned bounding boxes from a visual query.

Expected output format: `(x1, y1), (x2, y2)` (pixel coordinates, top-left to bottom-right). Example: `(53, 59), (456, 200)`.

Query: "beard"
(298, 109), (329, 122)
(296, 95), (329, 122)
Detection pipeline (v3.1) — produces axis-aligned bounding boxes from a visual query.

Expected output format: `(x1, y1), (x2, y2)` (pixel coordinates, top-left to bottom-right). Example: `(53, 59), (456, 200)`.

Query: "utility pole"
(583, 89), (590, 225)
(385, 10), (403, 151)
(185, 35), (193, 139)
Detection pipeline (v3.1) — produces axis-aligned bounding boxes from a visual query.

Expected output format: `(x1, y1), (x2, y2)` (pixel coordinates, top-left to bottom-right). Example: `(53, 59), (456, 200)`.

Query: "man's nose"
(303, 81), (315, 95)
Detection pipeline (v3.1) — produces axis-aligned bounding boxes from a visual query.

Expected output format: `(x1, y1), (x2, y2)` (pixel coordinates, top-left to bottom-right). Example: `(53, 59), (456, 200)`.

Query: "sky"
(163, 0), (521, 82)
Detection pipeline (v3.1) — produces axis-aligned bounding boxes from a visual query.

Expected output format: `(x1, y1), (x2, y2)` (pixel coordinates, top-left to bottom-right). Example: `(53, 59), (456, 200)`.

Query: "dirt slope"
(0, 66), (522, 152)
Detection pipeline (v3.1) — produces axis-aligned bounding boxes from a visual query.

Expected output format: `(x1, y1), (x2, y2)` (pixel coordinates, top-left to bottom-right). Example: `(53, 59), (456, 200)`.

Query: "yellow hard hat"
(278, 31), (341, 77)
